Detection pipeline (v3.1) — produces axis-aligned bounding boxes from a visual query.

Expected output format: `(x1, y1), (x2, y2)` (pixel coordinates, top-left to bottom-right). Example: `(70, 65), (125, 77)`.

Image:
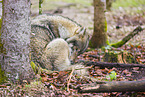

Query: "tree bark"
(79, 80), (145, 93)
(90, 0), (108, 48)
(1, 0), (34, 83)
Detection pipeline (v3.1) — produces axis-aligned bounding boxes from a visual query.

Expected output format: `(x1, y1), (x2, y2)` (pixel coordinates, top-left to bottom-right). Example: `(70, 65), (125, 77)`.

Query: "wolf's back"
(31, 14), (82, 39)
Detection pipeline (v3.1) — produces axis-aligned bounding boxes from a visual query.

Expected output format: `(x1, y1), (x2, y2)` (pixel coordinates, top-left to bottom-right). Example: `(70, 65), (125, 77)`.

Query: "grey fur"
(30, 14), (90, 68)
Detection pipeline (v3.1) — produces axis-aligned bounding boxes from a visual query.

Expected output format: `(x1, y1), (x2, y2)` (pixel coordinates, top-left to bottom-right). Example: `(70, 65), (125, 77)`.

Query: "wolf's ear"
(80, 27), (92, 40)
(75, 27), (86, 35)
(66, 36), (76, 43)
(79, 27), (86, 35)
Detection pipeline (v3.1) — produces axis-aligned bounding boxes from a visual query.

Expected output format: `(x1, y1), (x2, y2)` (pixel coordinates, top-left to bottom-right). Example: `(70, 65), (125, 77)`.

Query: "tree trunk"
(1, 0), (34, 83)
(39, 0), (43, 15)
(90, 0), (108, 48)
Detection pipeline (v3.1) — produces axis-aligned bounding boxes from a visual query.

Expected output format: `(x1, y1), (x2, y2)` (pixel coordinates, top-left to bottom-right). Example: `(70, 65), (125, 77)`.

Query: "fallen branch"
(79, 80), (145, 93)
(111, 26), (145, 48)
(0, 85), (7, 88)
(67, 67), (74, 92)
(78, 60), (145, 68)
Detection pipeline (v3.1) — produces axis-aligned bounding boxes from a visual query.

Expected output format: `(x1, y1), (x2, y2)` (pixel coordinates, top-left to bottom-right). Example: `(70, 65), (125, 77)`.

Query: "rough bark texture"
(30, 14), (90, 68)
(90, 0), (107, 48)
(79, 80), (145, 93)
(1, 0), (34, 83)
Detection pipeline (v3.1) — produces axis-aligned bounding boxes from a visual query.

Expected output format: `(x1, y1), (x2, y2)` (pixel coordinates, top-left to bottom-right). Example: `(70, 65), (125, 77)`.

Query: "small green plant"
(106, 71), (117, 81)
(39, 76), (42, 81)
(25, 84), (31, 88)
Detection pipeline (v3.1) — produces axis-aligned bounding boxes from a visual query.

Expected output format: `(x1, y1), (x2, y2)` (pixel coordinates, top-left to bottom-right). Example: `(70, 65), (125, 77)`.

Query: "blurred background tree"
(90, 0), (108, 48)
(106, 0), (114, 11)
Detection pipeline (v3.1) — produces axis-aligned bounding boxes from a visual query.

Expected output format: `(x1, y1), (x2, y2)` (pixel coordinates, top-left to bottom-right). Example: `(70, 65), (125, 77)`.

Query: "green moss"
(105, 18), (107, 33)
(88, 40), (93, 48)
(0, 15), (6, 84)
(0, 18), (2, 37)
(30, 61), (53, 74)
(105, 17), (110, 45)
(0, 65), (7, 84)
(106, 40), (110, 45)
(111, 40), (124, 48)
(30, 61), (38, 74)
(103, 51), (118, 63)
(0, 18), (2, 30)
(0, 18), (3, 54)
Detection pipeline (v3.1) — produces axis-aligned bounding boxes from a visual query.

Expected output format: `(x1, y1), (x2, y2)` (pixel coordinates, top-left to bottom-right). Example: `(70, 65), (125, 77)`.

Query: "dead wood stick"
(111, 26), (145, 48)
(79, 80), (145, 93)
(0, 85), (7, 88)
(67, 68), (74, 92)
(78, 60), (145, 68)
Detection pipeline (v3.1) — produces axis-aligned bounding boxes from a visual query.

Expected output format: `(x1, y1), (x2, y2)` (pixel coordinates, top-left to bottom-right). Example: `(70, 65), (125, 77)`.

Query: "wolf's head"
(66, 27), (90, 55)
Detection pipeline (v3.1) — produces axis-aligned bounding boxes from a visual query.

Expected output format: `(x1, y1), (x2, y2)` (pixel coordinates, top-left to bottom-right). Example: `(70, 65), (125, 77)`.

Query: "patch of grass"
(112, 0), (145, 9)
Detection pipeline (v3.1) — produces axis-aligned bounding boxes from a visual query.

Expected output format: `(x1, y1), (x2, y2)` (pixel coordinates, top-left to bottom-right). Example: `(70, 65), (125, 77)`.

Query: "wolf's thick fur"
(40, 38), (88, 75)
(41, 38), (71, 71)
(31, 14), (90, 53)
(31, 14), (90, 68)
(31, 14), (82, 39)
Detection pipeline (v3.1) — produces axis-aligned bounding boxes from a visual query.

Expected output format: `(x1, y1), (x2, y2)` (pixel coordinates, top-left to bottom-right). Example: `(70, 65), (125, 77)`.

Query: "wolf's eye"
(73, 41), (78, 46)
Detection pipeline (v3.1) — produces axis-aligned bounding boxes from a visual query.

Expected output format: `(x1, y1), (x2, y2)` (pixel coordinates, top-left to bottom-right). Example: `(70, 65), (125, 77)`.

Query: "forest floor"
(1, 0), (145, 96)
